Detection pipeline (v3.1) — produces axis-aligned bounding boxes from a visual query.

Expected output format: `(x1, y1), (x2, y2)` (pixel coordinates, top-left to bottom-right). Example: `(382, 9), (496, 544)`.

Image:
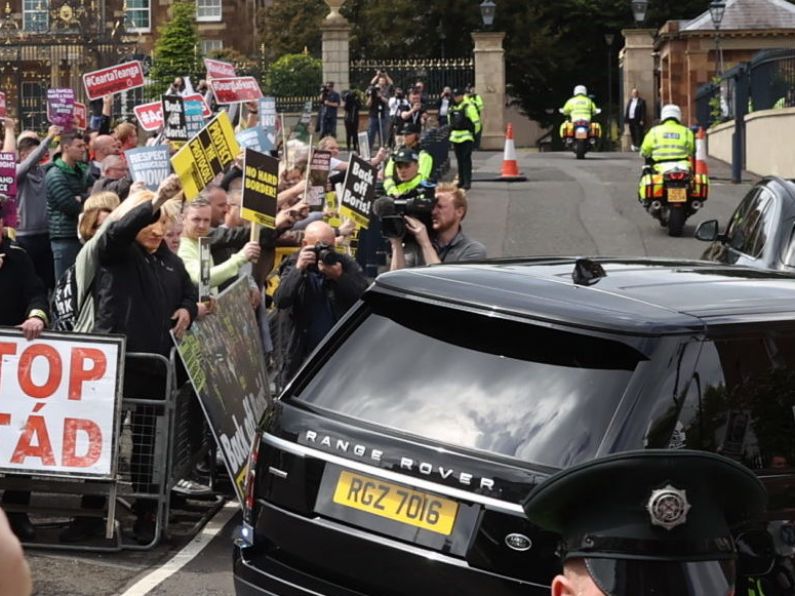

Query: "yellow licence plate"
(332, 470), (459, 536)
(668, 188), (687, 203)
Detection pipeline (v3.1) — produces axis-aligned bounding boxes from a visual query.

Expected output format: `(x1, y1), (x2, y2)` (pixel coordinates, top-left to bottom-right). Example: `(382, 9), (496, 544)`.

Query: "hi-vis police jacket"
(562, 94), (598, 122)
(383, 150), (434, 197)
(447, 99), (482, 144)
(640, 120), (695, 170)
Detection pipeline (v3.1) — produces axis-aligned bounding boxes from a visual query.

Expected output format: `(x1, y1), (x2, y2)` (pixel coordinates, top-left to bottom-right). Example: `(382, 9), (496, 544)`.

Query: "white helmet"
(574, 85), (587, 96)
(661, 104), (682, 123)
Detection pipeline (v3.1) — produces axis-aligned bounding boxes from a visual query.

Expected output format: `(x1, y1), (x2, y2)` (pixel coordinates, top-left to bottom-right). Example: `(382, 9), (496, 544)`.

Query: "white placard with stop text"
(0, 329), (124, 479)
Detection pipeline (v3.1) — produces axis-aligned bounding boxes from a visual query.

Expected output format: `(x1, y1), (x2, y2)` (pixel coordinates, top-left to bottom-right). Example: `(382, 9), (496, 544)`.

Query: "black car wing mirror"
(695, 219), (720, 242)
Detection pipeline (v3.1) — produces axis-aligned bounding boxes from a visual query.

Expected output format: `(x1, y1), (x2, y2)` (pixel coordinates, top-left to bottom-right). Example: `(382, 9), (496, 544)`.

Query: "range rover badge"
(505, 533), (532, 552)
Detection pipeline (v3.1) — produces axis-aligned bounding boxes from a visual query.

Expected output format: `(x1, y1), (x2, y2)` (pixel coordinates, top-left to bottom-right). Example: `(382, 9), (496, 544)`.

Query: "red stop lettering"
(18, 344), (61, 399)
(62, 418), (102, 467)
(10, 415), (55, 466)
(68, 348), (107, 400)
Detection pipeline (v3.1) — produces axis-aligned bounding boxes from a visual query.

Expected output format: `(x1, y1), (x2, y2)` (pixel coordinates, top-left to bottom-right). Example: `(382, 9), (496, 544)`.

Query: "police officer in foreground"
(523, 449), (768, 596)
(383, 122), (433, 197)
(638, 104), (695, 205)
(447, 88), (481, 190)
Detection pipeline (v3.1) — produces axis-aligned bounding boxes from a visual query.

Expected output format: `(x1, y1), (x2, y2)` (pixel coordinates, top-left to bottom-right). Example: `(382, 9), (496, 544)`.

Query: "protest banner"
(172, 278), (270, 504)
(291, 100), (313, 143)
(133, 101), (163, 132)
(0, 329), (124, 478)
(259, 96), (277, 152)
(339, 153), (376, 229)
(0, 91), (7, 119)
(235, 127), (268, 153)
(198, 237), (212, 302)
(306, 150), (331, 209)
(184, 93), (212, 118)
(241, 148), (278, 228)
(184, 98), (204, 138)
(0, 152), (17, 198)
(357, 132), (371, 160)
(47, 88), (75, 131)
(162, 94), (188, 145)
(204, 57), (236, 80)
(83, 61), (145, 101)
(170, 111), (240, 200)
(126, 146), (171, 191)
(73, 101), (87, 130)
(209, 77), (263, 104)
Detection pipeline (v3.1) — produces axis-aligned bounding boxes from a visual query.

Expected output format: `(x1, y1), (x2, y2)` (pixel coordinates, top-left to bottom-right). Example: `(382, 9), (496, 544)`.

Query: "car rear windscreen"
(292, 295), (646, 468)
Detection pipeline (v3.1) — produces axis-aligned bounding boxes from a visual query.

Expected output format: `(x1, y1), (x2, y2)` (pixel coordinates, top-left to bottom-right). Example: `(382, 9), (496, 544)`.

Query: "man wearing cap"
(523, 449), (768, 596)
(447, 88), (481, 191)
(383, 122), (434, 198)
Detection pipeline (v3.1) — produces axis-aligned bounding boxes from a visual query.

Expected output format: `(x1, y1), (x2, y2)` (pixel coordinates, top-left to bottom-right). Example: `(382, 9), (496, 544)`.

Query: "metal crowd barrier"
(0, 350), (223, 552)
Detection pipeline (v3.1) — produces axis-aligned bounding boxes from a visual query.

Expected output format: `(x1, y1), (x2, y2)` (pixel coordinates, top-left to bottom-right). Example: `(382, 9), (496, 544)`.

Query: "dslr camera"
(367, 85), (381, 98)
(313, 241), (340, 266)
(374, 182), (437, 239)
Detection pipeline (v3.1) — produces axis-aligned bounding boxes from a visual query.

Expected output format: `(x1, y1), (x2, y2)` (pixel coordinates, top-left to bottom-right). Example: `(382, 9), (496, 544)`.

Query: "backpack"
(51, 264), (78, 332)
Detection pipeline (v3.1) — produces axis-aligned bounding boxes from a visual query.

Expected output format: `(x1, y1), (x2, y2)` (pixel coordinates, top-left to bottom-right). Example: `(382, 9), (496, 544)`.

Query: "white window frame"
(125, 0), (151, 33)
(23, 0), (49, 33)
(201, 39), (223, 55)
(196, 0), (222, 22)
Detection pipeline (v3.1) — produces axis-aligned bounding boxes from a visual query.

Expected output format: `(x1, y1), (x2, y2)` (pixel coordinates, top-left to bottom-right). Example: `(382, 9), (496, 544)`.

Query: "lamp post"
(631, 0), (648, 25)
(479, 0), (496, 30)
(709, 1), (726, 76)
(605, 33), (614, 150)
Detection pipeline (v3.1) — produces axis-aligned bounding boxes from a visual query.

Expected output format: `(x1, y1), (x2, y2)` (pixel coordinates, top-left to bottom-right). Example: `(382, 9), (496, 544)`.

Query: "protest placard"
(171, 111), (240, 200)
(198, 236), (212, 302)
(162, 94), (188, 145)
(291, 100), (313, 143)
(126, 146), (171, 191)
(184, 98), (204, 138)
(0, 91), (7, 119)
(357, 132), (371, 160)
(241, 148), (278, 228)
(83, 61), (145, 101)
(47, 88), (75, 131)
(259, 96), (277, 152)
(133, 101), (163, 132)
(0, 330), (124, 478)
(172, 278), (270, 504)
(235, 127), (268, 153)
(209, 77), (263, 104)
(0, 152), (17, 198)
(204, 58), (236, 80)
(73, 101), (87, 130)
(184, 93), (212, 118)
(307, 150), (331, 209)
(339, 153), (376, 229)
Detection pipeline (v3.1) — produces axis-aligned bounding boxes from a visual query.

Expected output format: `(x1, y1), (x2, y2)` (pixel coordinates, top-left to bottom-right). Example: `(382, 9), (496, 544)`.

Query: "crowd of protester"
(0, 69), (486, 550)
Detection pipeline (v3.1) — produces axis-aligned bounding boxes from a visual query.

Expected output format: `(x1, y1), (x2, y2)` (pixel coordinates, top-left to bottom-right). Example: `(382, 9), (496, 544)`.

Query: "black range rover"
(235, 258), (795, 595)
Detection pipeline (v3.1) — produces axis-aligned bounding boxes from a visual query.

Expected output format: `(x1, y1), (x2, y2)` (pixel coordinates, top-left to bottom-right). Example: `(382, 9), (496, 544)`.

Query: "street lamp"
(605, 33), (614, 150)
(479, 0), (496, 30)
(631, 0), (648, 25)
(709, 0), (726, 76)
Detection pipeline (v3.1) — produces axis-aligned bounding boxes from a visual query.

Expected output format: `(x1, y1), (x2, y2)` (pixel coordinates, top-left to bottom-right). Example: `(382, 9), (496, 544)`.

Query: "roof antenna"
(572, 258), (607, 286)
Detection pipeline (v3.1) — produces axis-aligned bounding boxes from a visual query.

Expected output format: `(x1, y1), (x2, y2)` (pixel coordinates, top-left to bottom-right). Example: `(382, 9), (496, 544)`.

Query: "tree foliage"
(148, 1), (201, 99)
(258, 0), (715, 125)
(265, 54), (323, 97)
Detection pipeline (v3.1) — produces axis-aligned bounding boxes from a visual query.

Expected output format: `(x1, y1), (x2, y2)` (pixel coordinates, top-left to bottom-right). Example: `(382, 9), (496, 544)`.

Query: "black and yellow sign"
(339, 153), (376, 229)
(241, 148), (279, 228)
(171, 111), (240, 200)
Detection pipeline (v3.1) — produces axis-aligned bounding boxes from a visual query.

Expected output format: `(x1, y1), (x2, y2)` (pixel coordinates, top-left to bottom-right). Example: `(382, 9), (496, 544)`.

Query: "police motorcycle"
(559, 89), (602, 159)
(638, 107), (709, 237)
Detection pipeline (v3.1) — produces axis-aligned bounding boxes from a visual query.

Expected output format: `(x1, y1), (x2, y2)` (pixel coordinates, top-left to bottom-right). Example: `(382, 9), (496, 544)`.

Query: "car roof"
(373, 257), (795, 336)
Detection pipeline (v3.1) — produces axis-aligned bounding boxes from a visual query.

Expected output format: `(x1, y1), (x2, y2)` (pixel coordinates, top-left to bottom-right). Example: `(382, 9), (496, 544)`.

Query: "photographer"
(396, 87), (427, 128)
(274, 221), (369, 386)
(383, 140), (433, 198)
(319, 81), (341, 139)
(389, 182), (486, 270)
(367, 71), (392, 149)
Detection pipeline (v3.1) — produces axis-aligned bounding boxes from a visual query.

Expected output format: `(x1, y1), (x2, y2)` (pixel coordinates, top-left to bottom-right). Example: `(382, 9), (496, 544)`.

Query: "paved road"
(25, 149), (756, 595)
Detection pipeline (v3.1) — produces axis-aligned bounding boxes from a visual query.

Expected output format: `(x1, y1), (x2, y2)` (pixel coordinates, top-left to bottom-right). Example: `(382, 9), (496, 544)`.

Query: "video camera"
(313, 241), (341, 266)
(372, 182), (437, 239)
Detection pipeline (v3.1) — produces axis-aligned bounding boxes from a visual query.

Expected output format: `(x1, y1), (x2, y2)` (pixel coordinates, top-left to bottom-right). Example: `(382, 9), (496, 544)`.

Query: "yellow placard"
(332, 470), (458, 536)
(171, 111), (240, 200)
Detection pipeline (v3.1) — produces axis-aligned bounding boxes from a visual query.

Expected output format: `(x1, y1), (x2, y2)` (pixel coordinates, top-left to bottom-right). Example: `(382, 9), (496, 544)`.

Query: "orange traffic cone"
(499, 124), (527, 182)
(695, 127), (709, 176)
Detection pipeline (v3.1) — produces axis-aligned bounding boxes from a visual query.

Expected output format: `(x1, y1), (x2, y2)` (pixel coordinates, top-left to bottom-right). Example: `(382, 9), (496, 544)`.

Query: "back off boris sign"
(0, 330), (124, 479)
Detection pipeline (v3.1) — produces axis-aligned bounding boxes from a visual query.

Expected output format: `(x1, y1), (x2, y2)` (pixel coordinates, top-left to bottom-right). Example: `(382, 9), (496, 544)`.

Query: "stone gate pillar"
(471, 31), (506, 151)
(620, 28), (656, 151)
(321, 0), (350, 92)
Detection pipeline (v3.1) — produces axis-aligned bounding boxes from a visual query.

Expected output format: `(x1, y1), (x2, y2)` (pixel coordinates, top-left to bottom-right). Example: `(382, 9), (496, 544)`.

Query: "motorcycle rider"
(559, 85), (599, 142)
(638, 104), (695, 205)
(383, 121), (434, 197)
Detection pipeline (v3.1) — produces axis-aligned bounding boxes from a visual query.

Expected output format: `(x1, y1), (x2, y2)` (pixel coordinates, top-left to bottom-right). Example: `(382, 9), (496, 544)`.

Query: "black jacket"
(0, 236), (48, 326)
(92, 202), (198, 357)
(274, 252), (369, 386)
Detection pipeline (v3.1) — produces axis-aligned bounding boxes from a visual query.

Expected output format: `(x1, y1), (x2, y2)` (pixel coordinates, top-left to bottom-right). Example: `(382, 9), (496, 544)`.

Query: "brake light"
(243, 432), (261, 522)
(666, 172), (688, 181)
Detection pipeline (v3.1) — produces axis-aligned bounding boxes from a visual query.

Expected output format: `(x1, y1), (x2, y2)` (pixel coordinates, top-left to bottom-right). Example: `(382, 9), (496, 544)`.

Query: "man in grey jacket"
(14, 124), (61, 291)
